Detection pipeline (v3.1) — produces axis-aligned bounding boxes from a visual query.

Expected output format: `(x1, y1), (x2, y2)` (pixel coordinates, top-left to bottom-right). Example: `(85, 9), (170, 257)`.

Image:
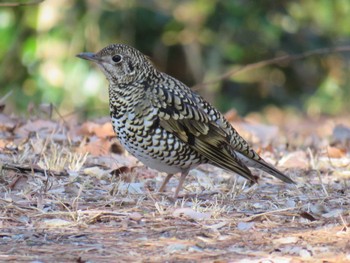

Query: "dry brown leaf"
(78, 121), (115, 138)
(279, 151), (309, 169)
(77, 137), (113, 156)
(17, 119), (58, 137)
(327, 146), (346, 158)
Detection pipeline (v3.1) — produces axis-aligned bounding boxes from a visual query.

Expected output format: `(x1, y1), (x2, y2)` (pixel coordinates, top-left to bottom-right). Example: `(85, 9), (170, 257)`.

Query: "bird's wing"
(193, 97), (296, 184)
(147, 76), (257, 182)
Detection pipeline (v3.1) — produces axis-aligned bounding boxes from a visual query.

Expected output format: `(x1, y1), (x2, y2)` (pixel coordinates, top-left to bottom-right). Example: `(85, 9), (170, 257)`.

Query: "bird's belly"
(111, 116), (202, 174)
(131, 152), (184, 174)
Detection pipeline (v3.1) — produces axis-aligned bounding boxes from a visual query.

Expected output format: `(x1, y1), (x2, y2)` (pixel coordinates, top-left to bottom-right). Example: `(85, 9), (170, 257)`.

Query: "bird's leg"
(174, 172), (188, 199)
(158, 174), (174, 192)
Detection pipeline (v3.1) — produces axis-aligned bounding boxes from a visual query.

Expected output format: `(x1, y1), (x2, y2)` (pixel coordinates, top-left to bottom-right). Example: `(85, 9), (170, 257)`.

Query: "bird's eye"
(112, 54), (122, 63)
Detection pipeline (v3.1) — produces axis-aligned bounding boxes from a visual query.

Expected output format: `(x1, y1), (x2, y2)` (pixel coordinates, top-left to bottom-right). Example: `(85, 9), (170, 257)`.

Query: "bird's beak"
(76, 52), (102, 63)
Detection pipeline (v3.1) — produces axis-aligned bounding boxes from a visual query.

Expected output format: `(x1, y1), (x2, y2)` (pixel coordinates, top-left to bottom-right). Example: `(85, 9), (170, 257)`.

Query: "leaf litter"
(0, 110), (349, 262)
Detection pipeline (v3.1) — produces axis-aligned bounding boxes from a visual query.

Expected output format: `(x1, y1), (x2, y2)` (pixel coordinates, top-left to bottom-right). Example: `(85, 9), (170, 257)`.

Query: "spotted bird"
(77, 44), (295, 198)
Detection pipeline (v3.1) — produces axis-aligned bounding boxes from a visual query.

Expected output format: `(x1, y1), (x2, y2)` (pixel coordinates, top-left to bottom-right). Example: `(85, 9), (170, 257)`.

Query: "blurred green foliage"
(0, 0), (349, 117)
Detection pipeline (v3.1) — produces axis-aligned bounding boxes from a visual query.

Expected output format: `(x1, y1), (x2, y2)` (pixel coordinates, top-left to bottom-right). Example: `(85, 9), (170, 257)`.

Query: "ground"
(0, 108), (349, 262)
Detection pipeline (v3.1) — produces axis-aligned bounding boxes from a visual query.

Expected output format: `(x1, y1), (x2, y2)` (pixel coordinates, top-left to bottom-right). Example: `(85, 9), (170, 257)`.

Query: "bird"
(77, 44), (295, 198)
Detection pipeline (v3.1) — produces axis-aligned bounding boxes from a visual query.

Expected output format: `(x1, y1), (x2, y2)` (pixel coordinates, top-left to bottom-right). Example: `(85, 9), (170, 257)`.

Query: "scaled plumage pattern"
(77, 44), (295, 198)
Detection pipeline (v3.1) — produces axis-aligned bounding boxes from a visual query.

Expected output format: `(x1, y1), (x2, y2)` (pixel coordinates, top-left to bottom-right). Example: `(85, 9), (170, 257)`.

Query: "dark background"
(1, 0), (349, 118)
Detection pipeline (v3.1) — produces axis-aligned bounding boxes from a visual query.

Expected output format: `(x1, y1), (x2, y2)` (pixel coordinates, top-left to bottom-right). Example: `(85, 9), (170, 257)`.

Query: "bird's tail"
(236, 152), (295, 184)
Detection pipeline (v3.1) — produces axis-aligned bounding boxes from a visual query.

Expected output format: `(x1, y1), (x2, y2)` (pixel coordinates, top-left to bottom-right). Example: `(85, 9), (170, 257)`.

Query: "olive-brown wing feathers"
(149, 82), (257, 183)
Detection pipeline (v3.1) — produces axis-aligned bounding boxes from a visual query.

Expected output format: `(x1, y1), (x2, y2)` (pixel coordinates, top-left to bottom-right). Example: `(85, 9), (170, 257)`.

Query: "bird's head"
(77, 44), (154, 84)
